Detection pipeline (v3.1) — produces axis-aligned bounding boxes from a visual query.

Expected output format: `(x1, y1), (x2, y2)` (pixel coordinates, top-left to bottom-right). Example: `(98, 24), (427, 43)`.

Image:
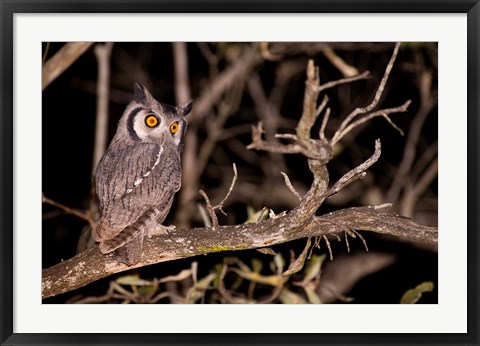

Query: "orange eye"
(145, 115), (159, 128)
(170, 122), (179, 134)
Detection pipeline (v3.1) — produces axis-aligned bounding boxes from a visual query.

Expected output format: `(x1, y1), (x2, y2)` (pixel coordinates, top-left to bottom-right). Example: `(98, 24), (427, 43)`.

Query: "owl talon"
(147, 224), (176, 238)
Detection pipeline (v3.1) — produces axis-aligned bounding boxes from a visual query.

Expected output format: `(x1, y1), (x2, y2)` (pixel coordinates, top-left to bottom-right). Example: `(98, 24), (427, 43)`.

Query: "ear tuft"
(177, 100), (193, 117)
(133, 82), (147, 104)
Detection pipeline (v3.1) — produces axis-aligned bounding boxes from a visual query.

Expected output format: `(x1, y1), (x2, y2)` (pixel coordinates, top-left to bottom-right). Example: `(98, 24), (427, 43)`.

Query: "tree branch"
(42, 42), (94, 90)
(42, 206), (436, 299)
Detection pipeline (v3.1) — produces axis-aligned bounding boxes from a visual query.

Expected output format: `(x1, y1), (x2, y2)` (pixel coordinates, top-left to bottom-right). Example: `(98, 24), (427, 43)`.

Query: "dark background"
(42, 42), (438, 304)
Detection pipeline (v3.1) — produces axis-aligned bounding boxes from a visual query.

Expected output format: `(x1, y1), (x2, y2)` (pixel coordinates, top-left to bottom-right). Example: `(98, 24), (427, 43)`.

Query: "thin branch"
(323, 45), (359, 77)
(217, 163), (239, 215)
(280, 172), (302, 201)
(92, 42), (114, 176)
(331, 42), (401, 145)
(344, 231), (351, 253)
(42, 195), (94, 228)
(327, 139), (382, 197)
(317, 71), (370, 93)
(323, 235), (334, 260)
(319, 108), (331, 141)
(199, 164), (238, 230)
(352, 230), (369, 252)
(296, 60), (322, 142)
(198, 190), (218, 229)
(334, 101), (410, 143)
(247, 122), (332, 162)
(42, 42), (94, 90)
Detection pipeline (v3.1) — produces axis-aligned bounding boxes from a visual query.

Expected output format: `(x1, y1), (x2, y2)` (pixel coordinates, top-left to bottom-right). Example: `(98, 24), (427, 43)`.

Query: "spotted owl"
(93, 82), (192, 265)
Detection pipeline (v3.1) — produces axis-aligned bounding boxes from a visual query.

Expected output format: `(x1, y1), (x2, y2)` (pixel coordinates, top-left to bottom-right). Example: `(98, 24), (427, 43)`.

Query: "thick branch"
(42, 206), (437, 299)
(42, 42), (94, 90)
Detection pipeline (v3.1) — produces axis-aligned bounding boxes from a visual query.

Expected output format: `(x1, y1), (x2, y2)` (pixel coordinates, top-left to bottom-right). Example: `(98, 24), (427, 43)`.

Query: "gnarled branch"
(42, 206), (436, 299)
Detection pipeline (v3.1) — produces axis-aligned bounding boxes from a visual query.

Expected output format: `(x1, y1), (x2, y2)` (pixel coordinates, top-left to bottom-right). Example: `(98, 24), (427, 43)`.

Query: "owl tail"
(98, 207), (159, 255)
(114, 232), (144, 266)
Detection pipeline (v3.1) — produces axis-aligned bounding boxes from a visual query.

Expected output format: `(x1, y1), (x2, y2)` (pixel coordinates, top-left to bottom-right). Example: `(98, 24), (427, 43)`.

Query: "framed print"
(1, 1), (479, 345)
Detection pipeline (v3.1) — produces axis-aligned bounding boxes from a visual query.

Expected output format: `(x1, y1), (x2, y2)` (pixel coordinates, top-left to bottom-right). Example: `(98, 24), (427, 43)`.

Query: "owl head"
(116, 82), (192, 148)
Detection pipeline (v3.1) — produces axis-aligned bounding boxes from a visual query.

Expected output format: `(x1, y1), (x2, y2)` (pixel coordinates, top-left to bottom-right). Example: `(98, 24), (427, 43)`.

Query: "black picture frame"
(1, 1), (478, 345)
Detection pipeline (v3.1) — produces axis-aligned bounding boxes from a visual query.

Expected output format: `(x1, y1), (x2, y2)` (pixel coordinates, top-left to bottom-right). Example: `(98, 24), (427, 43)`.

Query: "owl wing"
(94, 142), (181, 244)
(95, 142), (161, 214)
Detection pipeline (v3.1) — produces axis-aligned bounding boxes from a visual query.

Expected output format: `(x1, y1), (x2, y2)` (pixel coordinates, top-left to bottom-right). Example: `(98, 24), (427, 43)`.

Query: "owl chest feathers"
(96, 140), (181, 225)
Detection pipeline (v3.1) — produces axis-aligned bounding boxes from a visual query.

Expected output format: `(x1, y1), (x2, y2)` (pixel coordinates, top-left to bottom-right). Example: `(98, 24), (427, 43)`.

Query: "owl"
(93, 82), (192, 265)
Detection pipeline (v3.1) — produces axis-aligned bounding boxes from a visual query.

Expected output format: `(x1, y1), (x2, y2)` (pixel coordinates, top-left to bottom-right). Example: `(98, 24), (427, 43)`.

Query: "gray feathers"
(94, 82), (191, 265)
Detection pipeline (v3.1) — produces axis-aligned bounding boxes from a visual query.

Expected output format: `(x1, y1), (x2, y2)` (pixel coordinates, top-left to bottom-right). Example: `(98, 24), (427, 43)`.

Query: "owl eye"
(145, 114), (159, 128)
(170, 121), (179, 134)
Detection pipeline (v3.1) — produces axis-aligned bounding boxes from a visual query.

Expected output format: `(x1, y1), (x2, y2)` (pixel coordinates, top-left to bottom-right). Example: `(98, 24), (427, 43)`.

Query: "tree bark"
(42, 206), (437, 299)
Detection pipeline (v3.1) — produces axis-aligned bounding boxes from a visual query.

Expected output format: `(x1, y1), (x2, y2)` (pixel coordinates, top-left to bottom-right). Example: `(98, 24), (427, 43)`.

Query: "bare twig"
(331, 42), (401, 145)
(317, 71), (370, 93)
(198, 190), (218, 229)
(335, 101), (410, 141)
(216, 163), (238, 215)
(327, 139), (382, 197)
(42, 194), (94, 228)
(323, 46), (359, 77)
(323, 235), (334, 260)
(199, 164), (238, 230)
(352, 230), (369, 252)
(319, 108), (331, 141)
(296, 60), (322, 142)
(282, 238), (312, 276)
(280, 172), (302, 201)
(344, 231), (351, 253)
